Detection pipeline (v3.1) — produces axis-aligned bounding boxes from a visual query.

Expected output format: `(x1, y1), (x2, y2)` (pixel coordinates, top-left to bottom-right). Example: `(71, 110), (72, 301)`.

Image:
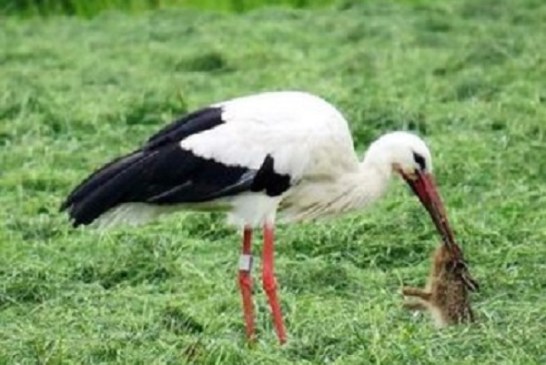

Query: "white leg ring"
(239, 254), (253, 272)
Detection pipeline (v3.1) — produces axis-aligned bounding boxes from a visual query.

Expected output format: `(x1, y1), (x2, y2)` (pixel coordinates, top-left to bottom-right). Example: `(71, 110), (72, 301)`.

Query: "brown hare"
(402, 243), (479, 327)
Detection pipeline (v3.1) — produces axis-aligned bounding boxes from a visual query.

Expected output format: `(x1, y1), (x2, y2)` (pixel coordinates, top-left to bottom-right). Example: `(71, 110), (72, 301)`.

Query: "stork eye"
(413, 152), (426, 170)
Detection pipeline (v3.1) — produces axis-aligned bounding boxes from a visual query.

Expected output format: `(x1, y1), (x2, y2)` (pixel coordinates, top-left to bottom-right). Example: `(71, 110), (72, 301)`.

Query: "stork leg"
(238, 226), (255, 342)
(262, 223), (287, 344)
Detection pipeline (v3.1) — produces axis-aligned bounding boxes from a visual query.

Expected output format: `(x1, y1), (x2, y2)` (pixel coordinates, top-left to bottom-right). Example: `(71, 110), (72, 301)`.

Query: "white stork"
(61, 91), (459, 344)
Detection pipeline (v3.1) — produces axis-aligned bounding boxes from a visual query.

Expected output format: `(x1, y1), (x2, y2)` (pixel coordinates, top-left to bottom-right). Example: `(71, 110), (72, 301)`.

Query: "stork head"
(365, 131), (457, 250)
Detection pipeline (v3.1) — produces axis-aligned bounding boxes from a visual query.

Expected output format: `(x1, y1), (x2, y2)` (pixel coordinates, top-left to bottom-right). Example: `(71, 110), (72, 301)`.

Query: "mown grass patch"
(1, 0), (545, 363)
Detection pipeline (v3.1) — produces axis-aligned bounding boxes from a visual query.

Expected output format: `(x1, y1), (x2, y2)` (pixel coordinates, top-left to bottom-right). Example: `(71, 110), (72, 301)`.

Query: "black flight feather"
(146, 107), (224, 149)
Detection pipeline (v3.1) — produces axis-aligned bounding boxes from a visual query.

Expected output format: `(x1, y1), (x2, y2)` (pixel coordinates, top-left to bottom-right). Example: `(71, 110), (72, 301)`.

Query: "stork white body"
(62, 90), (449, 345)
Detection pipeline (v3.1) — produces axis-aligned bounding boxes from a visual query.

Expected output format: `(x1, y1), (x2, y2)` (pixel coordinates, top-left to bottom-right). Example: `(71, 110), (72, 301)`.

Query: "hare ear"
(461, 272), (480, 292)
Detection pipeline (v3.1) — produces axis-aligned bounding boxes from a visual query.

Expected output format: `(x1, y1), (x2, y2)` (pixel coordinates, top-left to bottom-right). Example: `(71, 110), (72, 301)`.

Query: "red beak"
(402, 171), (459, 252)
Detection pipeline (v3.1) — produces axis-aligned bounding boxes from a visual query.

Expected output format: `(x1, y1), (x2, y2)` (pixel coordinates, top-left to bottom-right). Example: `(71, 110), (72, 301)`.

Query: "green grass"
(1, 0), (335, 17)
(1, 0), (546, 363)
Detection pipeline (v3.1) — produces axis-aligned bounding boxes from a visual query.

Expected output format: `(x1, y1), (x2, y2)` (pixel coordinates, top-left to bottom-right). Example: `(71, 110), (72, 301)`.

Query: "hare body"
(403, 244), (478, 327)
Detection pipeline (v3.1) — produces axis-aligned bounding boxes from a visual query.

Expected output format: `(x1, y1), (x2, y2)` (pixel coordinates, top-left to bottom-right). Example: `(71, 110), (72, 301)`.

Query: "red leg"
(238, 227), (255, 342)
(262, 223), (287, 344)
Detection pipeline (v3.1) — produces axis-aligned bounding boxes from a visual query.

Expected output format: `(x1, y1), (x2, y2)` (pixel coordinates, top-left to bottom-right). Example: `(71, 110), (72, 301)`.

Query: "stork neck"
(335, 159), (392, 213)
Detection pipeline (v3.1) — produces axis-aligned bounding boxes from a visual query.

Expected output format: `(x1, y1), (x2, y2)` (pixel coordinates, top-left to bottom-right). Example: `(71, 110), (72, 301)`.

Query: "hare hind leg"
(402, 287), (432, 301)
(403, 300), (427, 311)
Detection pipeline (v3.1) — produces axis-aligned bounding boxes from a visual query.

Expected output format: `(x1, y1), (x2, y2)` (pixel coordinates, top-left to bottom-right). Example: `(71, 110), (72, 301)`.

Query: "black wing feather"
(61, 107), (223, 212)
(59, 151), (143, 211)
(145, 107), (224, 149)
(124, 144), (252, 204)
(66, 151), (160, 225)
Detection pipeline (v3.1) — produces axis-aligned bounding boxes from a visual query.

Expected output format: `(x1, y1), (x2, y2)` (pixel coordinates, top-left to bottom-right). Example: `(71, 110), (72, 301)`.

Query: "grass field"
(1, 0), (335, 17)
(1, 0), (546, 363)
